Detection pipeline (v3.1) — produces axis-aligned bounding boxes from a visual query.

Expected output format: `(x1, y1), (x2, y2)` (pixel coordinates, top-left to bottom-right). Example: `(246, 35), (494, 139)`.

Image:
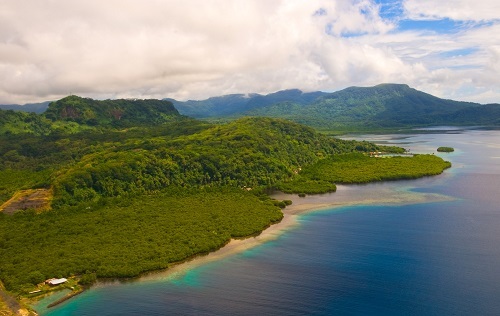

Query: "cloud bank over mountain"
(0, 0), (499, 104)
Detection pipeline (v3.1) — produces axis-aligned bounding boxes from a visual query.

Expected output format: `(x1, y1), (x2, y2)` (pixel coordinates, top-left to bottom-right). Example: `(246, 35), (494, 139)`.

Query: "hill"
(167, 89), (328, 118)
(0, 96), (183, 135)
(170, 84), (499, 130)
(251, 83), (481, 129)
(0, 115), (415, 292)
(44, 95), (181, 126)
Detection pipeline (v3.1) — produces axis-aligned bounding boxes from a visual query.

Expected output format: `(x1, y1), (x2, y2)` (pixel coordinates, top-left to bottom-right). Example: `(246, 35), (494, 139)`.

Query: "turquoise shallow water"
(37, 129), (500, 315)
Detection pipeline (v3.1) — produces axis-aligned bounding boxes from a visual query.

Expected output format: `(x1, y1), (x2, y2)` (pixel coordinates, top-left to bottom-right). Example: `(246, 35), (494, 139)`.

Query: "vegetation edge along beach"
(0, 97), (451, 314)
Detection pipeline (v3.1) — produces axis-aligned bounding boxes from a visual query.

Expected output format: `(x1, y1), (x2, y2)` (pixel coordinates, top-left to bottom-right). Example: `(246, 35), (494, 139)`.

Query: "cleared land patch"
(0, 189), (52, 215)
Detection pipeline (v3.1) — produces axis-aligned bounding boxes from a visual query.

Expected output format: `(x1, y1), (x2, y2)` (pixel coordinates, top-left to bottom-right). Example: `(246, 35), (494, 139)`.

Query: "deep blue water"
(37, 129), (500, 315)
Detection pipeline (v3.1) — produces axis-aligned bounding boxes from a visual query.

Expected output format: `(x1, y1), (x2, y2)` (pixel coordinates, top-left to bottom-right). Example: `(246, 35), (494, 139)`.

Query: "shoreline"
(105, 181), (455, 284)
(33, 181), (455, 313)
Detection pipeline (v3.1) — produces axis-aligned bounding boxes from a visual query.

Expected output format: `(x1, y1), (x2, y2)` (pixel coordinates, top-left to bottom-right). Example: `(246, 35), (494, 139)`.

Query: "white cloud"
(352, 19), (500, 103)
(0, 0), (498, 104)
(403, 0), (500, 21)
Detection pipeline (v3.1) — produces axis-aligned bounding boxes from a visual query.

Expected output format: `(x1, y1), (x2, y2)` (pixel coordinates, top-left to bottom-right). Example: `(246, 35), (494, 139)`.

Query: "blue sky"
(0, 0), (499, 104)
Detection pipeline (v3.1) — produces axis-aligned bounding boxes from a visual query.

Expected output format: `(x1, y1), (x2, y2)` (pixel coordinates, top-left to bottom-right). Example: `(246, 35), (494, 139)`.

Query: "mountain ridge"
(0, 101), (51, 113)
(166, 89), (329, 118)
(169, 83), (500, 130)
(1, 84), (499, 132)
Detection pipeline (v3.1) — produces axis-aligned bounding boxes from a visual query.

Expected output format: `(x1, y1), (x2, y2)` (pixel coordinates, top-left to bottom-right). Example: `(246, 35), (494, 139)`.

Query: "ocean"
(36, 128), (500, 315)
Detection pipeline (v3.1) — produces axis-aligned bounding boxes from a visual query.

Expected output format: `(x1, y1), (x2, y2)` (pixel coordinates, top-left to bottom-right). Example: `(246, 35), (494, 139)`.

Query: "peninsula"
(0, 96), (450, 313)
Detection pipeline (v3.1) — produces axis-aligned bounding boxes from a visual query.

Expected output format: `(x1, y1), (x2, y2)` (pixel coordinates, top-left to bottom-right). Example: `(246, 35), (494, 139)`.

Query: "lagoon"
(37, 128), (500, 315)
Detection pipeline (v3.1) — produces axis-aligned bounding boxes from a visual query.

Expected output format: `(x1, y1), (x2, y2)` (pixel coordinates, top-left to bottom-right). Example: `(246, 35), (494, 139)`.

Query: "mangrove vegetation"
(437, 147), (455, 152)
(0, 96), (452, 298)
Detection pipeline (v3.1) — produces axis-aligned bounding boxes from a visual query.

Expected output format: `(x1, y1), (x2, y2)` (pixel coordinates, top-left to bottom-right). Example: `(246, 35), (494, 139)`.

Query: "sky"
(0, 0), (499, 105)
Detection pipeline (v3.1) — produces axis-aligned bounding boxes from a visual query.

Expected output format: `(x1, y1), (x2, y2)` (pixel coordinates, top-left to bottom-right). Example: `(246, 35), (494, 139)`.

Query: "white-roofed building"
(46, 278), (68, 286)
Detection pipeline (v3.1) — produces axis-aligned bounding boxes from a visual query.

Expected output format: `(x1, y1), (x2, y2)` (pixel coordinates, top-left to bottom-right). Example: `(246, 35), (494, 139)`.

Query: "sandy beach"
(135, 182), (455, 284)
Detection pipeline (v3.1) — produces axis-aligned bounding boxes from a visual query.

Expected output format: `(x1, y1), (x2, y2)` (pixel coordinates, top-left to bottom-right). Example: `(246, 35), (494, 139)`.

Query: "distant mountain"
(167, 89), (328, 118)
(445, 103), (500, 126)
(3, 85), (499, 133)
(169, 84), (500, 130)
(247, 84), (482, 129)
(0, 101), (51, 113)
(44, 95), (181, 126)
(0, 96), (182, 135)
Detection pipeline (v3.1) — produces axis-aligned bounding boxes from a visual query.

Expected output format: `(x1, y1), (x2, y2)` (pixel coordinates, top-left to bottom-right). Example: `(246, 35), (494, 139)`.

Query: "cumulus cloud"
(0, 0), (498, 104)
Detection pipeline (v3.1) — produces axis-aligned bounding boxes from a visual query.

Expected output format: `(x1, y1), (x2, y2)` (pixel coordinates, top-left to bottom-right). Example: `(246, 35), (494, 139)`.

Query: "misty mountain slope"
(0, 101), (51, 113)
(172, 84), (498, 130)
(168, 89), (328, 118)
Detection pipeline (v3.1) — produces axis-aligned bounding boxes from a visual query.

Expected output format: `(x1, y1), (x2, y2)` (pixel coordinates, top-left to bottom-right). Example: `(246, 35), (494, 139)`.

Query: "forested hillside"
(168, 89), (327, 118)
(0, 110), (53, 135)
(169, 84), (500, 131)
(44, 95), (181, 126)
(0, 96), (183, 135)
(0, 96), (451, 298)
(257, 83), (476, 129)
(0, 107), (399, 293)
(51, 117), (384, 207)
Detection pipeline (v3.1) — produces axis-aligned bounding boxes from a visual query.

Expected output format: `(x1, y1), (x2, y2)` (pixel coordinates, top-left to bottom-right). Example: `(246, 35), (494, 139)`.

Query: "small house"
(46, 278), (68, 286)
